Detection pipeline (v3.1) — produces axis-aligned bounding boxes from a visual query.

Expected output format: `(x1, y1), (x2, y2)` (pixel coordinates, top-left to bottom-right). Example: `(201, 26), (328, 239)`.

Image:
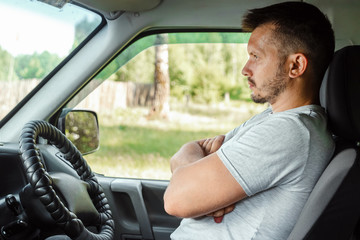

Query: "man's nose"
(241, 61), (251, 77)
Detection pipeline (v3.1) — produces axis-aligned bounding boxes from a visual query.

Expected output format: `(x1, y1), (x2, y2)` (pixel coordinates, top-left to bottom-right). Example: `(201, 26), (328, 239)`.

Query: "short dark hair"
(242, 2), (335, 82)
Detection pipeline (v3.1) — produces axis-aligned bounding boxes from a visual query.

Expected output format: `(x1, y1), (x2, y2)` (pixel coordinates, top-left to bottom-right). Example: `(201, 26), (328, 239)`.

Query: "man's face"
(242, 24), (289, 104)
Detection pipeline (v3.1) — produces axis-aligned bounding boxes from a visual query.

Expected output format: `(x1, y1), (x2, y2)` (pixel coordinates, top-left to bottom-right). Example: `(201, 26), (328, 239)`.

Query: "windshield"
(0, 0), (102, 121)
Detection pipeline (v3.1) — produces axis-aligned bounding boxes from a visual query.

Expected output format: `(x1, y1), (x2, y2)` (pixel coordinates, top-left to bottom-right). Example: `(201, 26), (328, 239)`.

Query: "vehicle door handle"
(111, 179), (154, 240)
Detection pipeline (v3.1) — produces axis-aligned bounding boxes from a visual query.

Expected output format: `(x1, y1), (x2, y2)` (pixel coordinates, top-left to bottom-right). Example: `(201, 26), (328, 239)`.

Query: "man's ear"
(288, 53), (308, 78)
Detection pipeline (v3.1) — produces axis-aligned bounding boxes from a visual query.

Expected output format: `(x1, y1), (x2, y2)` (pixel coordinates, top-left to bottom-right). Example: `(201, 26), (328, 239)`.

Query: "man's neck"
(270, 88), (320, 113)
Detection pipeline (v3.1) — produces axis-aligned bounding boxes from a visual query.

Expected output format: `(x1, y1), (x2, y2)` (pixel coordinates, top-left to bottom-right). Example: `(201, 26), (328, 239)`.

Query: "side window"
(68, 32), (266, 180)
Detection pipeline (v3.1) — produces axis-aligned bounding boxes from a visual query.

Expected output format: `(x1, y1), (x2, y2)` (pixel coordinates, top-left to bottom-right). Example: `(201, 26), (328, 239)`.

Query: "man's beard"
(250, 68), (288, 105)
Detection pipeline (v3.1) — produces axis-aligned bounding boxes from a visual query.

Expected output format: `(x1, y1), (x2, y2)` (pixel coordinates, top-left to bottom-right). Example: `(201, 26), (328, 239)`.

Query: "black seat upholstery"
(288, 45), (360, 240)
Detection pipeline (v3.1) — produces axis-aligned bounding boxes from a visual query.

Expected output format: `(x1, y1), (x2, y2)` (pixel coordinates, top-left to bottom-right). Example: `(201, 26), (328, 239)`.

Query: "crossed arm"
(163, 135), (247, 219)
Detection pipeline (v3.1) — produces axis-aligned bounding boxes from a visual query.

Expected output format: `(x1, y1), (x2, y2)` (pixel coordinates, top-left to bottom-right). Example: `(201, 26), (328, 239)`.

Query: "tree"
(15, 51), (61, 79)
(149, 34), (170, 118)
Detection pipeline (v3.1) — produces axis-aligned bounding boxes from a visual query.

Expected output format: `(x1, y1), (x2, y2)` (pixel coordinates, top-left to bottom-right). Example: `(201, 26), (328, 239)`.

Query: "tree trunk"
(149, 34), (170, 119)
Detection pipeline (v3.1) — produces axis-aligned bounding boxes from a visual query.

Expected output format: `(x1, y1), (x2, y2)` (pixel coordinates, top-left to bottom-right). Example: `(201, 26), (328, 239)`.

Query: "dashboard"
(0, 143), (35, 239)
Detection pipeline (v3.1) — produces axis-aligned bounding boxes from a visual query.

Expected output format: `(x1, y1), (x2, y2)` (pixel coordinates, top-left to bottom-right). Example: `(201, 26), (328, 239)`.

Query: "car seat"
(287, 45), (360, 239)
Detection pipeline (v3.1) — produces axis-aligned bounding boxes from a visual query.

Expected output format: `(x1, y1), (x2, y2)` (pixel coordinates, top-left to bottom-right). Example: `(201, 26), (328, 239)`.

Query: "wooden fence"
(76, 81), (155, 112)
(0, 79), (40, 119)
(0, 79), (155, 118)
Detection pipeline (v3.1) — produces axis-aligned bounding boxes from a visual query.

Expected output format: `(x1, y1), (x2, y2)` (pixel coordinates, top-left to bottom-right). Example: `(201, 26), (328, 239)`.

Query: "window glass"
(0, 0), (102, 121)
(69, 32), (267, 180)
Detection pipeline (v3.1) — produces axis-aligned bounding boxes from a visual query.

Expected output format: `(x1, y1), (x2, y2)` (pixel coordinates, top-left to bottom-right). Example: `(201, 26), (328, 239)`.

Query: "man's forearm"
(164, 135), (243, 219)
(170, 141), (205, 173)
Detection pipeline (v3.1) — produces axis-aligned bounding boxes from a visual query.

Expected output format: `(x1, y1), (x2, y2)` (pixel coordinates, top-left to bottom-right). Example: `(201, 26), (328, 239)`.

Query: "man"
(164, 2), (335, 239)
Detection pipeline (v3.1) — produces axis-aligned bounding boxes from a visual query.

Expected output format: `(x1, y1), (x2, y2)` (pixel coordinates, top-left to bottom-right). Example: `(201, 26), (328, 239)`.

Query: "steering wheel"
(19, 120), (114, 240)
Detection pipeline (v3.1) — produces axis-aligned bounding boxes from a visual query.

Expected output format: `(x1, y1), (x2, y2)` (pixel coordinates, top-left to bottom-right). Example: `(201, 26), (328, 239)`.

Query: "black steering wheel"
(19, 120), (114, 240)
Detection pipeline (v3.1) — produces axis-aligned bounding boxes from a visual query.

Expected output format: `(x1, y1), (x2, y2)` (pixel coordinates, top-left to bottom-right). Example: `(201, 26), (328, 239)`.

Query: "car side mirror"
(57, 109), (100, 155)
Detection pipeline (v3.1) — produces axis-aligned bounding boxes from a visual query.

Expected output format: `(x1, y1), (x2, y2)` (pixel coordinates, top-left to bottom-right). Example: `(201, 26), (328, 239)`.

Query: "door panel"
(98, 177), (180, 240)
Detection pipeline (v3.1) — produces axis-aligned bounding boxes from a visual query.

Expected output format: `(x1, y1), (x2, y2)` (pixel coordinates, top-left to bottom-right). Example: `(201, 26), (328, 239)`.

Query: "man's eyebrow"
(250, 43), (267, 56)
(249, 49), (262, 57)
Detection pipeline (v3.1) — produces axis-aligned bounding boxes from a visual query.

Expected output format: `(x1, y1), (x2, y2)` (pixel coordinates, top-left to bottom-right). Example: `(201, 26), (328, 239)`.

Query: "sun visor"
(75, 0), (162, 12)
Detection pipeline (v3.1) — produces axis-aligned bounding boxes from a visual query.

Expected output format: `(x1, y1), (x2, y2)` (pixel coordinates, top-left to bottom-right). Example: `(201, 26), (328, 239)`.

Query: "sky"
(0, 1), (77, 57)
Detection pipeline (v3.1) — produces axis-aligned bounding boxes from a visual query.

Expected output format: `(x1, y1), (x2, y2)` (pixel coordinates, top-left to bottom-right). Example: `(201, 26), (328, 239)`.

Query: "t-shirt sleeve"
(224, 108), (273, 143)
(217, 116), (310, 196)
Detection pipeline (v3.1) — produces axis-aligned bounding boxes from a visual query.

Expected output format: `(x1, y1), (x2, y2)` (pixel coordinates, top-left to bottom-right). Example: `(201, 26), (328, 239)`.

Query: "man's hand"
(206, 204), (235, 223)
(170, 135), (225, 173)
(198, 135), (225, 156)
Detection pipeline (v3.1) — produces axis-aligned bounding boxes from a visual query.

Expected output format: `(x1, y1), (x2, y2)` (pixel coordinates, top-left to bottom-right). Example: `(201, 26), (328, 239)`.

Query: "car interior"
(0, 0), (359, 239)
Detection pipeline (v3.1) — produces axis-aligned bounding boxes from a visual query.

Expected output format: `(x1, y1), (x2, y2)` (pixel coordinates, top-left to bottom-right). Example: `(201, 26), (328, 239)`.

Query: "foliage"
(112, 48), (155, 83)
(0, 17), (98, 81)
(0, 47), (61, 80)
(0, 47), (15, 81)
(96, 35), (158, 81)
(95, 32), (252, 104)
(15, 51), (61, 79)
(169, 43), (251, 103)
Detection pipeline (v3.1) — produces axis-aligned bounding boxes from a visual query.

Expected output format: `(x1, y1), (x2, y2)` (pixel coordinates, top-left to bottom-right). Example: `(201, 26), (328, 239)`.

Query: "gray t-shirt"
(171, 105), (335, 240)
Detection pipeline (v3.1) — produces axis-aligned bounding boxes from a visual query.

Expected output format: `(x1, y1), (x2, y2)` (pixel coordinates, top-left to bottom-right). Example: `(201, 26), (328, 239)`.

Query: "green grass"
(85, 101), (267, 179)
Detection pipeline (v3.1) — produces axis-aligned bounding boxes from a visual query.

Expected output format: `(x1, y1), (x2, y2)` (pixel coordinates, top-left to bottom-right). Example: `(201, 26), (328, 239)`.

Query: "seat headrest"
(320, 45), (360, 142)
